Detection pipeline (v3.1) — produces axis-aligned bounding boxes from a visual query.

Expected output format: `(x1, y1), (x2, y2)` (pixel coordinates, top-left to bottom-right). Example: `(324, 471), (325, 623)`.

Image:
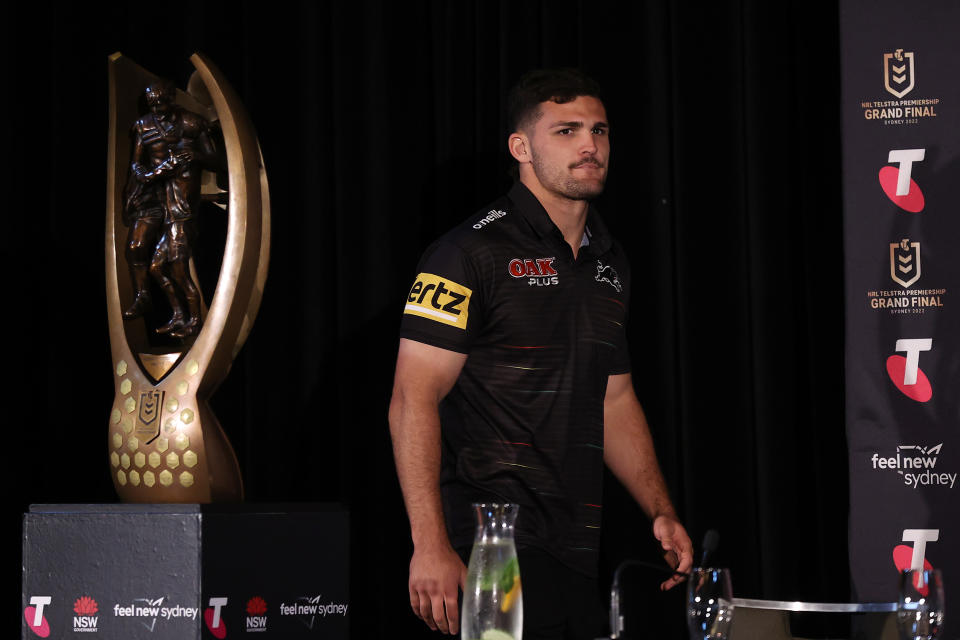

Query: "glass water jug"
(461, 503), (523, 640)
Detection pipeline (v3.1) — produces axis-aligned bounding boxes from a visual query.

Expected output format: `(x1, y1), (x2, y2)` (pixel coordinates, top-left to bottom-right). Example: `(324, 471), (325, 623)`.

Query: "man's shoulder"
(427, 193), (521, 257)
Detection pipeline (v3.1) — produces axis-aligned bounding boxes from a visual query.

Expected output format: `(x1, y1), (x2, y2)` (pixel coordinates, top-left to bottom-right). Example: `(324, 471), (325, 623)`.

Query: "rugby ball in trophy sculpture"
(105, 52), (270, 502)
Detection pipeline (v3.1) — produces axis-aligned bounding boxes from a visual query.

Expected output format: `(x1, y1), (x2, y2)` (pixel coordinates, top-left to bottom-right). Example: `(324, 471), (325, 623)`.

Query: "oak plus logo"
(886, 338), (933, 402)
(879, 149), (925, 212)
(73, 596), (99, 633)
(279, 595), (349, 630)
(205, 597), (228, 639)
(508, 257), (558, 287)
(884, 49), (915, 98)
(245, 596), (267, 633)
(24, 596), (52, 638)
(870, 443), (955, 489)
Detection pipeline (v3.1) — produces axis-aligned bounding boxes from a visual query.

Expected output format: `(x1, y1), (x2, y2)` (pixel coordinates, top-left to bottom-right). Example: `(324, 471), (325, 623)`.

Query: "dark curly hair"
(506, 68), (603, 133)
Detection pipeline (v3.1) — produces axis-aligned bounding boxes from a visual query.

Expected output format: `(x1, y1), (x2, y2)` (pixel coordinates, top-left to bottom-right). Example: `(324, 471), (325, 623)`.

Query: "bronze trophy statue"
(105, 53), (270, 502)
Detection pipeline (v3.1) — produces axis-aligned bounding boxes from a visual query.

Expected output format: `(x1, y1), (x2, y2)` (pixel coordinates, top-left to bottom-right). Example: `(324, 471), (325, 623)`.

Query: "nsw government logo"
(245, 597), (268, 633)
(860, 49), (940, 126)
(870, 443), (955, 490)
(73, 596), (99, 633)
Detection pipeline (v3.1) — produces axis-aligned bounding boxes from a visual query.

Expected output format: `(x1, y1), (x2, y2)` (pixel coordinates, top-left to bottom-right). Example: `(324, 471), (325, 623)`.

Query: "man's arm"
(603, 372), (693, 590)
(388, 338), (468, 635)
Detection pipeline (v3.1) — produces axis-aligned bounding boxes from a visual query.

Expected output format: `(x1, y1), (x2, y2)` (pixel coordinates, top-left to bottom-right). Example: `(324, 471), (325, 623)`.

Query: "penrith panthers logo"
(595, 260), (622, 293)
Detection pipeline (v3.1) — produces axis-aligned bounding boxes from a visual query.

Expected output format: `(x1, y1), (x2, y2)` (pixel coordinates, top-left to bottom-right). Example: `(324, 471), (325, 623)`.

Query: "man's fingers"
(418, 592), (437, 630)
(431, 592), (449, 634)
(445, 590), (460, 635)
(409, 589), (421, 618)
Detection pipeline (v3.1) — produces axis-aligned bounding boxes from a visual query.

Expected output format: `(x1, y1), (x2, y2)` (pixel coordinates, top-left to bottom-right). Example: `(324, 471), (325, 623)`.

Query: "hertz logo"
(404, 273), (472, 330)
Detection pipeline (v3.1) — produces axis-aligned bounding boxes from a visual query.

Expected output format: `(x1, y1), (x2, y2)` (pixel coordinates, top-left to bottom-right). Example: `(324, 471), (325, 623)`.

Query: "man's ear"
(508, 132), (530, 164)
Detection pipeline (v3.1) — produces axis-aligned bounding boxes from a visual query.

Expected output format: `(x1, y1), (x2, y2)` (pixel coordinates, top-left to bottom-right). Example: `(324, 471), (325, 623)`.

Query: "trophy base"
(22, 504), (348, 639)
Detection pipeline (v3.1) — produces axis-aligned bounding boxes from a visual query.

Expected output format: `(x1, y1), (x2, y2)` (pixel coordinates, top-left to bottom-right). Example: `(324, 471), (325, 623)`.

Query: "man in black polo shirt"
(389, 69), (692, 639)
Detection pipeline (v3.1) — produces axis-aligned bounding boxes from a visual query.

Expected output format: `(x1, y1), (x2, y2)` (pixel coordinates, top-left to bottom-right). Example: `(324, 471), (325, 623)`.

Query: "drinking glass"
(898, 569), (945, 640)
(687, 568), (734, 640)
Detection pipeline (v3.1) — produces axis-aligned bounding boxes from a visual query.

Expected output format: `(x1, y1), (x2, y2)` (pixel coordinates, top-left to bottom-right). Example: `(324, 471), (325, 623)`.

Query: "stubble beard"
(530, 150), (606, 201)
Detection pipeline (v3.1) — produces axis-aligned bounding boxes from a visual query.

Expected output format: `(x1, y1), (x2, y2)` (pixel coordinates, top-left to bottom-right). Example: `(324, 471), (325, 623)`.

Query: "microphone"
(700, 529), (719, 568)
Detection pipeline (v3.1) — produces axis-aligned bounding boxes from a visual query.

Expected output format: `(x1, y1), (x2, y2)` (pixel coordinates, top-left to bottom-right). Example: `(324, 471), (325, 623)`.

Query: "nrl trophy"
(105, 52), (270, 502)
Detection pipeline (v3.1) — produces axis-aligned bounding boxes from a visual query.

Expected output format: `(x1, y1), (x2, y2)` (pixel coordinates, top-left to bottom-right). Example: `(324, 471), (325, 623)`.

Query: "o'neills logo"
(473, 209), (508, 229)
(870, 444), (955, 489)
(245, 597), (267, 633)
(878, 149), (924, 212)
(25, 596), (52, 638)
(884, 49), (915, 98)
(894, 529), (939, 595)
(73, 596), (99, 633)
(890, 239), (921, 288)
(886, 338), (932, 402)
(509, 257), (558, 286)
(280, 595), (349, 630)
(860, 49), (940, 126)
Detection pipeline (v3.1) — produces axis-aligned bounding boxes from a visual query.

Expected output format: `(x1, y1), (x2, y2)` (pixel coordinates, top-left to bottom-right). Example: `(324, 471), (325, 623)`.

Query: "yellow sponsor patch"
(404, 273), (472, 330)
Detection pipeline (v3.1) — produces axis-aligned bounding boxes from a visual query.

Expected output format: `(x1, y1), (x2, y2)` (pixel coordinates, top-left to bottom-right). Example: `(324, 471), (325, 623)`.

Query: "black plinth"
(22, 504), (349, 639)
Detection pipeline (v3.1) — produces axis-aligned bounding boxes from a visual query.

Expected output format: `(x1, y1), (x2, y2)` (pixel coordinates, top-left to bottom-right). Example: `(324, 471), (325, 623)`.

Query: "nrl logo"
(890, 238), (921, 288)
(884, 49), (915, 98)
(595, 260), (622, 293)
(137, 389), (164, 436)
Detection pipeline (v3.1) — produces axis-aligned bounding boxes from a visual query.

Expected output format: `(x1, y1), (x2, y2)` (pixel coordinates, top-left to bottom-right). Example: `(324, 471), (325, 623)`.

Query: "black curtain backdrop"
(10, 1), (847, 638)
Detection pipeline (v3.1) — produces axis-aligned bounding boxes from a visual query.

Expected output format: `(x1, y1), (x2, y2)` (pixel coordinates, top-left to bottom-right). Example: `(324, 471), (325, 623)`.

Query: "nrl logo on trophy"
(884, 49), (915, 98)
(106, 52), (270, 502)
(890, 238), (921, 288)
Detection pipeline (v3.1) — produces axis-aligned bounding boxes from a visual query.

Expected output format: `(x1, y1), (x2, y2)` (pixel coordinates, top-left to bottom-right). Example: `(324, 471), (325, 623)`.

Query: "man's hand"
(653, 514), (694, 590)
(408, 544), (467, 635)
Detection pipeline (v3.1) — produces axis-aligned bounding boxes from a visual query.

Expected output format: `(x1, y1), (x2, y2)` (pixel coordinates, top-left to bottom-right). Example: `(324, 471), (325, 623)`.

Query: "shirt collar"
(507, 181), (613, 256)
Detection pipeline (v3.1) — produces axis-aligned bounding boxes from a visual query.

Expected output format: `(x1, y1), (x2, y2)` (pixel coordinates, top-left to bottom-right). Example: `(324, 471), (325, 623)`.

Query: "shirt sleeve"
(607, 253), (631, 375)
(399, 238), (483, 354)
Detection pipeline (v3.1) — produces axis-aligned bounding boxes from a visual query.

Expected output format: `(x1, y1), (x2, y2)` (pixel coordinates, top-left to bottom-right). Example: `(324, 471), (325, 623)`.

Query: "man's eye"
(557, 128), (572, 135)
(592, 127), (607, 135)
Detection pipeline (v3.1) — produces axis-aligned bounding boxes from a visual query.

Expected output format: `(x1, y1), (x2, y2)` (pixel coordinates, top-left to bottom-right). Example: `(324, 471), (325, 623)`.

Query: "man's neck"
(520, 175), (589, 259)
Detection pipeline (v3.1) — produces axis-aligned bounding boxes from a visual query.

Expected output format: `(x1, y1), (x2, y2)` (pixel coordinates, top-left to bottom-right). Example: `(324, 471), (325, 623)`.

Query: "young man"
(389, 69), (692, 639)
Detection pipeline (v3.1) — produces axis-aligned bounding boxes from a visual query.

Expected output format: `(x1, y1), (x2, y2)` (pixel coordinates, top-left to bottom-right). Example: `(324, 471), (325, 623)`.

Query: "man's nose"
(580, 132), (598, 153)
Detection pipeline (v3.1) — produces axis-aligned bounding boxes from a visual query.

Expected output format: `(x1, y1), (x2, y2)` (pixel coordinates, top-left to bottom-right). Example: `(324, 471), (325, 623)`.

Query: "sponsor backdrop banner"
(841, 0), (960, 622)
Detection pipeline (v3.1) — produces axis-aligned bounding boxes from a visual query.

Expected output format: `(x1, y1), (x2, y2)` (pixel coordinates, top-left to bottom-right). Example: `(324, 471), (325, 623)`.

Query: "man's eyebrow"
(548, 120), (609, 129)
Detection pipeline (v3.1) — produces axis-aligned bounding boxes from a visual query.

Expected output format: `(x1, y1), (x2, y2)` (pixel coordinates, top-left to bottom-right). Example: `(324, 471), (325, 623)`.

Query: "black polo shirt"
(399, 182), (631, 577)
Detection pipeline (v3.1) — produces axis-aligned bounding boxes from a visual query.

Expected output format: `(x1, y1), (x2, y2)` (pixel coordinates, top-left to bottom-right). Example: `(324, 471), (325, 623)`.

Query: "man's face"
(524, 95), (609, 200)
(145, 84), (174, 114)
